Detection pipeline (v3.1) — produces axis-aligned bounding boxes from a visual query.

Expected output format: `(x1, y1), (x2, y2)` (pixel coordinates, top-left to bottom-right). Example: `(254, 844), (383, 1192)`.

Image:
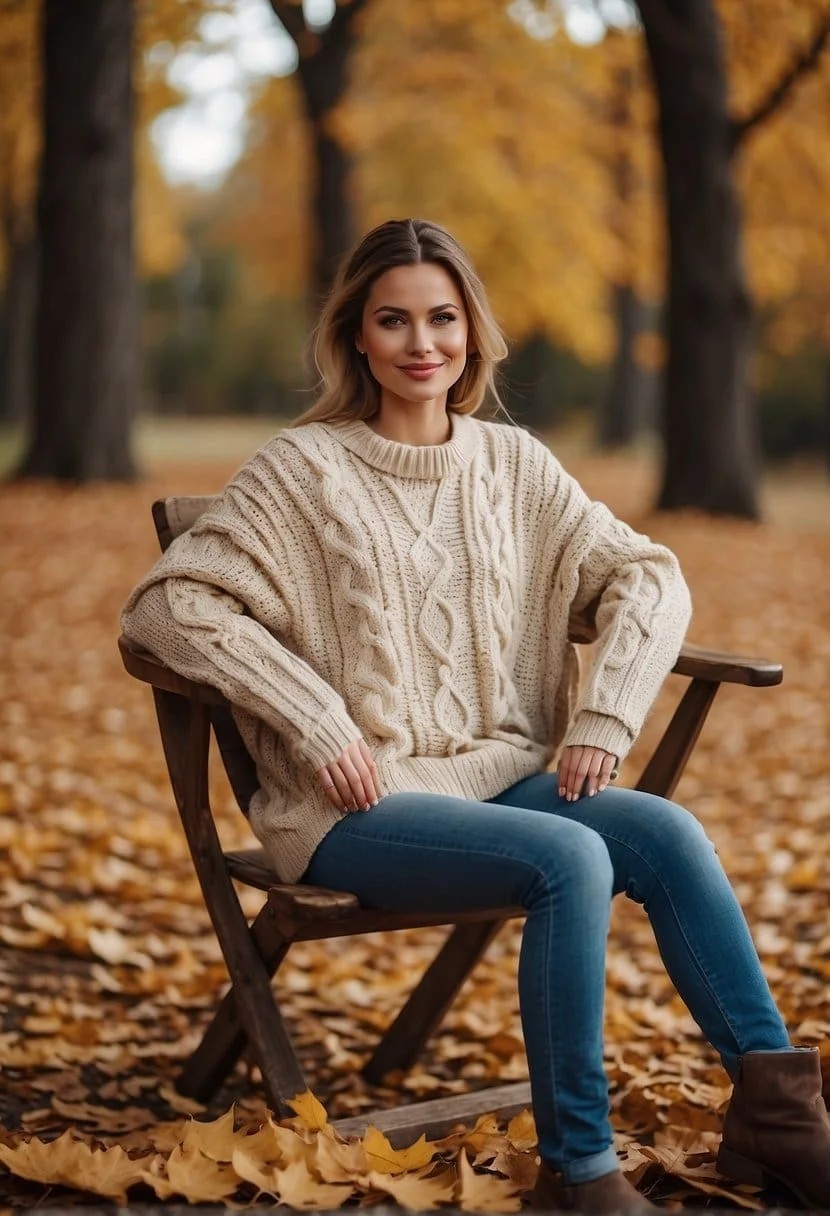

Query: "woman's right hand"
(317, 739), (382, 812)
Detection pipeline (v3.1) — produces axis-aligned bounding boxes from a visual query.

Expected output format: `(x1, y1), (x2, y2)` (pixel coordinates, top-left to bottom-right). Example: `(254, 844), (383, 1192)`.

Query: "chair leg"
(363, 919), (504, 1085)
(635, 677), (718, 798)
(152, 689), (307, 1117)
(177, 902), (296, 1108)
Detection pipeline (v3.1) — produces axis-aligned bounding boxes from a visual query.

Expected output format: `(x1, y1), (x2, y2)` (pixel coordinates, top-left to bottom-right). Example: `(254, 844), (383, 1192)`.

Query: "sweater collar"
(328, 410), (481, 479)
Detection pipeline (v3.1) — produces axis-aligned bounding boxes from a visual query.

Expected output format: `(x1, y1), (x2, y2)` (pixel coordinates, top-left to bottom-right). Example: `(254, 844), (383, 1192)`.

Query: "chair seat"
(225, 847), (359, 914)
(224, 847), (524, 936)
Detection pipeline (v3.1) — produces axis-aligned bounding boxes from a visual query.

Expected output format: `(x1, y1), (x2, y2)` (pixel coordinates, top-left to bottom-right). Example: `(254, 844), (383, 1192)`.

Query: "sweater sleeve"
(120, 517), (363, 775)
(540, 456), (692, 763)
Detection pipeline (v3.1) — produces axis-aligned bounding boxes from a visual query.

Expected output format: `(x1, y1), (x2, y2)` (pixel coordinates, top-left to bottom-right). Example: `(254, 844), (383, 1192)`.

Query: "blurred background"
(0, 0), (828, 516)
(1, 2), (829, 1186)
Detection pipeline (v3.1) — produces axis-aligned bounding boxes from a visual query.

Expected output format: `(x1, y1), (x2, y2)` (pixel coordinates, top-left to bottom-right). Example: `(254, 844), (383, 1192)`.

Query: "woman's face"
(356, 262), (471, 414)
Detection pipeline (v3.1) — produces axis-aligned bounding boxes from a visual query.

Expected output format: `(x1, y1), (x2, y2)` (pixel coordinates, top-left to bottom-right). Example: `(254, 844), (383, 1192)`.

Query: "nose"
(408, 322), (433, 355)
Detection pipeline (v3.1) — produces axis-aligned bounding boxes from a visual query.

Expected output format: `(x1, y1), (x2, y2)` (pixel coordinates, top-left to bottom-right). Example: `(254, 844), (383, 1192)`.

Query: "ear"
(355, 333), (365, 355)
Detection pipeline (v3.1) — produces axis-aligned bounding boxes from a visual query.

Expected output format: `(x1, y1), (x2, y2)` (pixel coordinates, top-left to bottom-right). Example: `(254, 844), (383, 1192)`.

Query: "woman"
(122, 219), (829, 1212)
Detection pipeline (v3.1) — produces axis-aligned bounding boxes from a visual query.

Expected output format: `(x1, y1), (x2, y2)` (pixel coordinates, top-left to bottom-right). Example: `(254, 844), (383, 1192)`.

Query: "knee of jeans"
(624, 800), (717, 904)
(528, 821), (614, 906)
(656, 800), (714, 854)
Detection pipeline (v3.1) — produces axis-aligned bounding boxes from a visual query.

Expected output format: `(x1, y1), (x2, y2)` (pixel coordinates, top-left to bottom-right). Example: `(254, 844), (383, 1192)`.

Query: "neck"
(367, 405), (452, 447)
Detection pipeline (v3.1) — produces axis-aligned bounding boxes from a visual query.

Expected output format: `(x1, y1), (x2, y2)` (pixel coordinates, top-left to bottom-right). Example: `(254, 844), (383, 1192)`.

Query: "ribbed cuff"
(300, 707), (363, 772)
(562, 710), (632, 764)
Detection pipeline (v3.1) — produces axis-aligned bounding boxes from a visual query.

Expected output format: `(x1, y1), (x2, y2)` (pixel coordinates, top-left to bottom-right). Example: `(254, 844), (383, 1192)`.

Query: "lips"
(399, 363), (444, 371)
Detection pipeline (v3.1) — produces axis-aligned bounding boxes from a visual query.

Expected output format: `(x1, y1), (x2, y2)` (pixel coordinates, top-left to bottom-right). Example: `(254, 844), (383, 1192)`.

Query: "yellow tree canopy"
(222, 0), (663, 361)
(221, 0), (827, 364)
(722, 0), (830, 351)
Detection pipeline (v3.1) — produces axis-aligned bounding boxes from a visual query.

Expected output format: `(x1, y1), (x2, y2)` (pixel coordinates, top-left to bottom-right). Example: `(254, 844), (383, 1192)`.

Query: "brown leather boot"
(532, 1160), (659, 1212)
(717, 1046), (830, 1207)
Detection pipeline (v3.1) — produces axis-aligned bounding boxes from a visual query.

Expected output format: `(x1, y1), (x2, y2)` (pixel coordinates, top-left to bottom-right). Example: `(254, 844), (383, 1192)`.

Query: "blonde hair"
(290, 219), (510, 428)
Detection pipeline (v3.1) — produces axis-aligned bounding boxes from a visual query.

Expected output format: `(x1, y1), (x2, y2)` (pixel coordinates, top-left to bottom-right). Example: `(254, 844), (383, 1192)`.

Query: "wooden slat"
(288, 905), (524, 942)
(331, 1082), (532, 1147)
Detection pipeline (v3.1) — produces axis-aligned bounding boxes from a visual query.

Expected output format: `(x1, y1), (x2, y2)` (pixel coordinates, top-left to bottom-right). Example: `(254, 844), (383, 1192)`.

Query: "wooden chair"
(118, 494), (783, 1143)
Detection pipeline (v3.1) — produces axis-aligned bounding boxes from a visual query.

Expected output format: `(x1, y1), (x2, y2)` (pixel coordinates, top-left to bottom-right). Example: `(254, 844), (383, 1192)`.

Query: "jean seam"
(592, 825), (744, 1054)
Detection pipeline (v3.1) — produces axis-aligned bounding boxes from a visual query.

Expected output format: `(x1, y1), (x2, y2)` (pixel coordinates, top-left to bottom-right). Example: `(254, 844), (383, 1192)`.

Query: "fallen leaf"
(363, 1125), (437, 1174)
(287, 1089), (329, 1130)
(140, 1142), (239, 1202)
(367, 1165), (456, 1210)
(456, 1149), (523, 1212)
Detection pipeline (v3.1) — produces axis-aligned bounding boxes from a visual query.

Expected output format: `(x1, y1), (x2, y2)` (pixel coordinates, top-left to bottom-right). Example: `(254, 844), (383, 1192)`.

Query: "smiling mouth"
(399, 363), (444, 371)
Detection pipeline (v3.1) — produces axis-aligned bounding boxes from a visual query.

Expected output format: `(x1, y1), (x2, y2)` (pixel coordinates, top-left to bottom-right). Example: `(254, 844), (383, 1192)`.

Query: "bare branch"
(731, 15), (830, 149)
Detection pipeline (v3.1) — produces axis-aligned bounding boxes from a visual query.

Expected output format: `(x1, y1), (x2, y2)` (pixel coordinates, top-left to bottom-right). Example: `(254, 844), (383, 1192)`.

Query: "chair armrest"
(672, 642), (782, 688)
(118, 634), (227, 705)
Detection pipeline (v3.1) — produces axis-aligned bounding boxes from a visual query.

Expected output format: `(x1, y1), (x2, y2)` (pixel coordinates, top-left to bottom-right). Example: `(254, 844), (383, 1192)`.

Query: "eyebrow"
(372, 303), (459, 315)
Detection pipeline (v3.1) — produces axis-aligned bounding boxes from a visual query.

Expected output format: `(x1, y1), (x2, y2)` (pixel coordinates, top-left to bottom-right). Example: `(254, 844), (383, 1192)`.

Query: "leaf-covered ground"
(1, 434), (828, 1209)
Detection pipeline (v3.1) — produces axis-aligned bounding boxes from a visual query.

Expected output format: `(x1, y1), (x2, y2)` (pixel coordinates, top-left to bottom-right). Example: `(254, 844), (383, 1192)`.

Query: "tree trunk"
(297, 36), (357, 300)
(15, 0), (138, 482)
(638, 0), (759, 517)
(0, 224), (37, 426)
(599, 55), (655, 448)
(600, 283), (656, 447)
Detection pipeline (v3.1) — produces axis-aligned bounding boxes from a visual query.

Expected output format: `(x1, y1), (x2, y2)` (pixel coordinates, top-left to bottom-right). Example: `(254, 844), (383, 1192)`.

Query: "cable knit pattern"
(121, 411), (692, 883)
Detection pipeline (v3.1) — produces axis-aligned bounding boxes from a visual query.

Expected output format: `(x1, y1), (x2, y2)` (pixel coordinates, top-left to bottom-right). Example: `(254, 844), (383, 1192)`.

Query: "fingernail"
(558, 787), (565, 797)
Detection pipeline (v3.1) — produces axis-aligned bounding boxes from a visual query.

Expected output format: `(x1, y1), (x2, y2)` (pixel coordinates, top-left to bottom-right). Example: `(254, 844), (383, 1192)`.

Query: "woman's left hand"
(558, 746), (617, 802)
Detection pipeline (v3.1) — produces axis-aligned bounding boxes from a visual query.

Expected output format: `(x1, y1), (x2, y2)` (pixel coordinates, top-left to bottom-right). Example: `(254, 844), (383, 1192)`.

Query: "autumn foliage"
(0, 431), (828, 1205)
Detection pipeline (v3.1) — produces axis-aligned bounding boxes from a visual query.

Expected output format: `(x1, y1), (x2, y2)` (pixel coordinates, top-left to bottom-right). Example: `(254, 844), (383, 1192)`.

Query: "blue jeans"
(303, 773), (790, 1184)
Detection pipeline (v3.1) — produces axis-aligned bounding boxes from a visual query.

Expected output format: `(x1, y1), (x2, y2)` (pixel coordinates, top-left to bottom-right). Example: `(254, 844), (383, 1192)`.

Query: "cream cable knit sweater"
(122, 411), (691, 882)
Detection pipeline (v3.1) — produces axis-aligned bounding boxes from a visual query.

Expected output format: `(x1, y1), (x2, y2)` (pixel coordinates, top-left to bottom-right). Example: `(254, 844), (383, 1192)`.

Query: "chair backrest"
(153, 495), (261, 817)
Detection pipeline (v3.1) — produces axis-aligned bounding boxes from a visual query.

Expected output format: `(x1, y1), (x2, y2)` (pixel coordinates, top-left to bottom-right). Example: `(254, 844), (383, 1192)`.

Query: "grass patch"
(0, 416), (289, 479)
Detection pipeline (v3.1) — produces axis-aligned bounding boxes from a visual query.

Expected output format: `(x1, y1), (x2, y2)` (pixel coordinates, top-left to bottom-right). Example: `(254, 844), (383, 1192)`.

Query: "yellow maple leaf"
(368, 1166), (456, 1210)
(141, 1143), (239, 1203)
(286, 1089), (329, 1130)
(231, 1147), (280, 1197)
(239, 1115), (317, 1168)
(312, 1126), (370, 1182)
(181, 1105), (240, 1162)
(461, 1112), (505, 1157)
(0, 1132), (147, 1203)
(506, 1108), (537, 1150)
(363, 1125), (437, 1174)
(272, 1157), (354, 1209)
(456, 1150), (523, 1213)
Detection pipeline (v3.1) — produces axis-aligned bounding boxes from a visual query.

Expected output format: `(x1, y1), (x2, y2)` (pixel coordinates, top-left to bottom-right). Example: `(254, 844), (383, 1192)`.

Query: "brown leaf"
(140, 1143), (239, 1202)
(363, 1125), (437, 1174)
(0, 1131), (149, 1203)
(456, 1151), (523, 1212)
(367, 1165), (456, 1210)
